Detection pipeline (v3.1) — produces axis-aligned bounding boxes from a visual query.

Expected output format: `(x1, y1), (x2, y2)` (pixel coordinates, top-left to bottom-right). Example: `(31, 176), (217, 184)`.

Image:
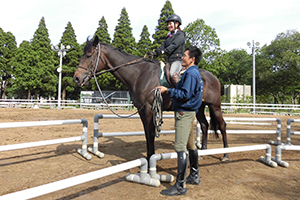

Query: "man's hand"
(156, 86), (168, 94)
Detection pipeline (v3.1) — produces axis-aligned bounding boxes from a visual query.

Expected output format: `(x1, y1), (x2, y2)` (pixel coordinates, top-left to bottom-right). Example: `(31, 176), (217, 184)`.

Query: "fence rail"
(1, 99), (300, 114)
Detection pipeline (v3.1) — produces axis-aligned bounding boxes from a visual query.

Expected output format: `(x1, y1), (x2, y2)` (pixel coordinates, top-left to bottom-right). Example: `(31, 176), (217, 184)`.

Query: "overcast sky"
(1, 0), (299, 52)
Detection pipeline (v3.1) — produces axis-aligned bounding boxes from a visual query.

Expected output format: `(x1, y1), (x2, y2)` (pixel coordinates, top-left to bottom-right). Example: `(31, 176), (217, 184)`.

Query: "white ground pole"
(195, 117), (282, 149)
(0, 158), (160, 200)
(271, 119), (300, 167)
(0, 119), (92, 160)
(149, 144), (278, 183)
(88, 114), (178, 158)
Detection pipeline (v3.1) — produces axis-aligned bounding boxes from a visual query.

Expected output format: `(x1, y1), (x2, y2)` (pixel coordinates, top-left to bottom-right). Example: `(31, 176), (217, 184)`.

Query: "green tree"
(112, 7), (136, 55)
(58, 21), (82, 100)
(218, 49), (252, 85)
(137, 25), (152, 57)
(0, 29), (17, 98)
(12, 40), (35, 99)
(259, 30), (300, 104)
(31, 17), (56, 99)
(152, 0), (174, 49)
(94, 16), (111, 44)
(183, 19), (224, 75)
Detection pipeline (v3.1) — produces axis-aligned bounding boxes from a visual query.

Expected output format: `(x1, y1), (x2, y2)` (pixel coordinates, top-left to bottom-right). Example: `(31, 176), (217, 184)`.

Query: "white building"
(224, 84), (251, 103)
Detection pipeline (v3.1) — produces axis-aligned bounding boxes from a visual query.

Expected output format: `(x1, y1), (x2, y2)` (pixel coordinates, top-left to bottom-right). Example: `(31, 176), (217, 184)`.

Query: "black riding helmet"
(166, 14), (182, 26)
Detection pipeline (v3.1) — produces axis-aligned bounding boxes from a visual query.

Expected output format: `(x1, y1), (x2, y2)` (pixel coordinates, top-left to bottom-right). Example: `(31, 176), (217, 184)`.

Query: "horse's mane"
(84, 40), (159, 65)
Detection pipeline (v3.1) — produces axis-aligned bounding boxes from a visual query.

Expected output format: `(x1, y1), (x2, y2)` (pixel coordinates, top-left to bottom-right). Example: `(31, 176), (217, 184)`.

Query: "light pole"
(52, 44), (70, 109)
(247, 40), (259, 114)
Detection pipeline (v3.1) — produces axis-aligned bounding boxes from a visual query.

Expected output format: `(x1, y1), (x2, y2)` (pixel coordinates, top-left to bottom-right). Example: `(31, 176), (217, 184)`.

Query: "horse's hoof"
(221, 157), (230, 162)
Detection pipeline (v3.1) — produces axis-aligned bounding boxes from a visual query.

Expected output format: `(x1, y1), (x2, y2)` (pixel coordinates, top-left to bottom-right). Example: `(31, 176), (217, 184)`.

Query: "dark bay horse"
(73, 36), (229, 161)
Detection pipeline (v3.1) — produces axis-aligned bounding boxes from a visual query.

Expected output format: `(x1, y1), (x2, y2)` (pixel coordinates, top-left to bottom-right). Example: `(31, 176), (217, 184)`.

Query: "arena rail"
(195, 117), (282, 148)
(149, 144), (278, 184)
(88, 114), (179, 158)
(0, 119), (92, 160)
(0, 158), (159, 200)
(272, 119), (300, 167)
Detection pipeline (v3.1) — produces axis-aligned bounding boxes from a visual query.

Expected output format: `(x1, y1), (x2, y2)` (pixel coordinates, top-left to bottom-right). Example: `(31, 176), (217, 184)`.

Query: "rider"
(148, 14), (185, 87)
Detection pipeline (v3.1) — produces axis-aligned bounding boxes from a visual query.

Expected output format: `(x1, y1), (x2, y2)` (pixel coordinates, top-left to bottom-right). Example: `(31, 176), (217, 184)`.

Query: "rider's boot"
(186, 149), (200, 185)
(171, 72), (180, 88)
(161, 151), (188, 196)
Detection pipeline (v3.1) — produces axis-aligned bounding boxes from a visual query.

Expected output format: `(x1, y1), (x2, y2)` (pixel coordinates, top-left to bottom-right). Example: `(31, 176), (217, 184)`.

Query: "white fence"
(1, 99), (300, 114)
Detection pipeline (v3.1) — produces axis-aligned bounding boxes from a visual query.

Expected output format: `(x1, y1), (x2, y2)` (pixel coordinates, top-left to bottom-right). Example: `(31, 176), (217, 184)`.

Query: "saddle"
(159, 62), (181, 88)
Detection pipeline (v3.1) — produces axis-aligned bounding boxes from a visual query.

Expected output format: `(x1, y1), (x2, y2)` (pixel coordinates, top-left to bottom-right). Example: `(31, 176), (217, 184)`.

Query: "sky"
(1, 0), (299, 52)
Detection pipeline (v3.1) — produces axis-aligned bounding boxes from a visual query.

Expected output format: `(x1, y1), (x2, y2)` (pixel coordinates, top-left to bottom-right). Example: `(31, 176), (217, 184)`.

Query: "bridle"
(77, 43), (147, 78)
(76, 43), (163, 137)
(77, 43), (104, 78)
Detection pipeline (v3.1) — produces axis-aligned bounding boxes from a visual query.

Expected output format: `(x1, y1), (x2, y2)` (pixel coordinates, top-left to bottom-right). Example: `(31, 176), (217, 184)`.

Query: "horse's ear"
(93, 36), (100, 47)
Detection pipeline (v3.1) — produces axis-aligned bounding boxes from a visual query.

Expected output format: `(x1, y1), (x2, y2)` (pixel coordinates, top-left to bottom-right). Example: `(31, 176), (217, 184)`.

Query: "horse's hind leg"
(210, 105), (229, 161)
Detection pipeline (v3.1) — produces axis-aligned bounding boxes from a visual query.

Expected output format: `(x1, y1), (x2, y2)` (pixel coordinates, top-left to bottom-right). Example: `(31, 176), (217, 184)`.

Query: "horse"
(73, 36), (229, 161)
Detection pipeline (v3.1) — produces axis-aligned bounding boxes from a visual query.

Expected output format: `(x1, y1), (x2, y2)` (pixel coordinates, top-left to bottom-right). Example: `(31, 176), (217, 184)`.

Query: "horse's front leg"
(139, 104), (156, 161)
(196, 104), (209, 151)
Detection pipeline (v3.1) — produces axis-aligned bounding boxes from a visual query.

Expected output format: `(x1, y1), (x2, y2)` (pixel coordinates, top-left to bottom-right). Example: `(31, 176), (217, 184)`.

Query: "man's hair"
(186, 46), (203, 65)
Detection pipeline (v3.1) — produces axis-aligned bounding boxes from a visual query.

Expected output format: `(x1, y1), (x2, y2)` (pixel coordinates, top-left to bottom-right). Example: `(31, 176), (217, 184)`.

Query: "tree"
(94, 16), (111, 44)
(137, 25), (152, 57)
(258, 30), (300, 104)
(0, 29), (17, 98)
(30, 17), (56, 99)
(151, 0), (174, 61)
(112, 8), (136, 55)
(183, 19), (224, 75)
(12, 40), (35, 99)
(58, 21), (82, 100)
(218, 49), (252, 86)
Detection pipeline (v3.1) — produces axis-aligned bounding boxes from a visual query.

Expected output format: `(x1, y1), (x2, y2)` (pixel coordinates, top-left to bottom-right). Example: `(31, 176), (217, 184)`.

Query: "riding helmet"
(166, 14), (182, 26)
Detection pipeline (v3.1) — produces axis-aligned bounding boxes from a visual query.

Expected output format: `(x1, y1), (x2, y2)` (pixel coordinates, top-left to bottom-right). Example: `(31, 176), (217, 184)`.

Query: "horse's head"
(73, 36), (105, 86)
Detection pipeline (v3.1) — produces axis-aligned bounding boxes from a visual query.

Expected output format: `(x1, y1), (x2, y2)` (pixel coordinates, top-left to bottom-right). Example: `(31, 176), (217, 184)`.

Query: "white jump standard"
(271, 119), (300, 167)
(88, 114), (176, 158)
(149, 144), (277, 184)
(0, 119), (91, 160)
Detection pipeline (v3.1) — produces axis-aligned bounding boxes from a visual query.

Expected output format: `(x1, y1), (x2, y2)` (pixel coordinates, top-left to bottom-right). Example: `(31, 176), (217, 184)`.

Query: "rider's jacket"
(157, 30), (185, 64)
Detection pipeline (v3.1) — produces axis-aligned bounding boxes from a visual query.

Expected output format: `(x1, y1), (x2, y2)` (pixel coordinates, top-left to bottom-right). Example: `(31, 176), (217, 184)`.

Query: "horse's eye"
(86, 54), (92, 58)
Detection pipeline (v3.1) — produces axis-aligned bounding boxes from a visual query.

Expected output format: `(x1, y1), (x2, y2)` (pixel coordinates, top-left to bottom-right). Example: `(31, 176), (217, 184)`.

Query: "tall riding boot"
(186, 149), (200, 185)
(171, 72), (180, 88)
(161, 151), (188, 196)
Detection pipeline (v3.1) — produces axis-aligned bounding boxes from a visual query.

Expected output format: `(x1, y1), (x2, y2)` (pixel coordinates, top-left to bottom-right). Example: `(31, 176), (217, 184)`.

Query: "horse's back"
(199, 69), (221, 105)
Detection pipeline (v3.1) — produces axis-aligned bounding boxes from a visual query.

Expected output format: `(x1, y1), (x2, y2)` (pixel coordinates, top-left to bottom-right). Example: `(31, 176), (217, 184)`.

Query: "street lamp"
(247, 40), (259, 114)
(52, 44), (70, 109)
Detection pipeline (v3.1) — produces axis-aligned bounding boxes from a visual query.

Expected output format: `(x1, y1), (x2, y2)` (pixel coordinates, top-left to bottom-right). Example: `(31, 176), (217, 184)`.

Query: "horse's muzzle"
(73, 74), (90, 86)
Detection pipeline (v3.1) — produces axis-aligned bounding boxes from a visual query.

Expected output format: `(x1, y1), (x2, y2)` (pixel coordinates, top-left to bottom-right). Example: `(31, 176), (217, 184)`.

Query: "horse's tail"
(208, 105), (219, 139)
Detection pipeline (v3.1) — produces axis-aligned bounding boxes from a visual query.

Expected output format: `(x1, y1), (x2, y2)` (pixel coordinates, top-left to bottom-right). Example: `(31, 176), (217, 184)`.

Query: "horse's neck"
(104, 50), (142, 89)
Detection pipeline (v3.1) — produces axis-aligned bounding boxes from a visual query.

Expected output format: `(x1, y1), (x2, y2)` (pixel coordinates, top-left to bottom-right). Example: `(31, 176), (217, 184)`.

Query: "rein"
(83, 43), (163, 137)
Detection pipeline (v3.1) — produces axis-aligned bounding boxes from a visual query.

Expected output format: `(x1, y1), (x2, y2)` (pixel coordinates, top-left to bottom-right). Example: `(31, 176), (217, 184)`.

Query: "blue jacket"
(168, 65), (203, 112)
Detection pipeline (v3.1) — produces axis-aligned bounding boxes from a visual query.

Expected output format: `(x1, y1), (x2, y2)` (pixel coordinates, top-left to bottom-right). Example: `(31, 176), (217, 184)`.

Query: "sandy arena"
(0, 108), (299, 200)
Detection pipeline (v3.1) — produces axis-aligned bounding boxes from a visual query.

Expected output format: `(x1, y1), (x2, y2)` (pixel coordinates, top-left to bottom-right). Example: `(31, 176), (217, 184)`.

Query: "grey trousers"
(174, 111), (196, 152)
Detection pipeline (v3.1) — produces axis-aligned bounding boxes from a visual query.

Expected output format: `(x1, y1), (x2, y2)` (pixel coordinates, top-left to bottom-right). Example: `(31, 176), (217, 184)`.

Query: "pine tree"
(137, 25), (152, 57)
(112, 7), (136, 55)
(94, 16), (111, 44)
(31, 17), (56, 99)
(58, 21), (82, 100)
(12, 40), (35, 98)
(0, 29), (17, 98)
(152, 0), (174, 51)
